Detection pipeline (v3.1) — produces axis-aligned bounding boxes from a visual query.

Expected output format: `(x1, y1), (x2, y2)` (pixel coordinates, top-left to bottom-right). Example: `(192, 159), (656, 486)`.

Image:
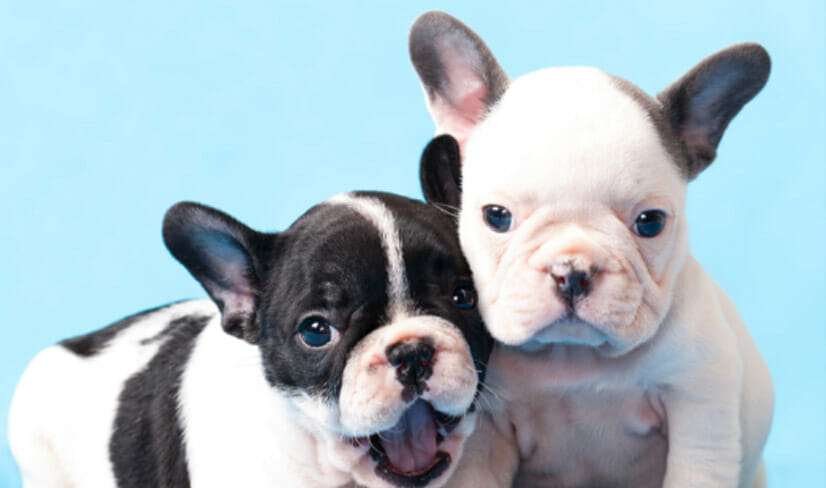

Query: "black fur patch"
(60, 302), (180, 357)
(256, 201), (391, 399)
(109, 314), (210, 488)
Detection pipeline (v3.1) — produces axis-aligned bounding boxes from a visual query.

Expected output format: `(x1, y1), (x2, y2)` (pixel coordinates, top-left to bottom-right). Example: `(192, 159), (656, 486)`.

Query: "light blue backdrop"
(1, 1), (823, 486)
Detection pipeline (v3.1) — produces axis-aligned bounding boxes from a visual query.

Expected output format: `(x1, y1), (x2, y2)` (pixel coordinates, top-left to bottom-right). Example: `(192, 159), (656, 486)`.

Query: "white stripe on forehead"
(326, 193), (410, 318)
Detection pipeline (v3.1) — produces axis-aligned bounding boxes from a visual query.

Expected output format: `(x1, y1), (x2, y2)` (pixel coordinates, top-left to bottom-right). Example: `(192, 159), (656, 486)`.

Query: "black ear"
(163, 202), (272, 343)
(409, 11), (508, 145)
(657, 43), (770, 179)
(420, 134), (462, 208)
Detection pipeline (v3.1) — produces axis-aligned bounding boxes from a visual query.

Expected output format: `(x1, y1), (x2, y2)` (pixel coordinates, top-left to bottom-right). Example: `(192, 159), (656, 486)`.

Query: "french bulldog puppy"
(9, 191), (493, 488)
(412, 11), (774, 488)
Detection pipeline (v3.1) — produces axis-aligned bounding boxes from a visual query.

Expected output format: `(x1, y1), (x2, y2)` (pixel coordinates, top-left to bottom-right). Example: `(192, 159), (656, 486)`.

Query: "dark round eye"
(483, 205), (513, 233)
(298, 317), (338, 348)
(634, 210), (668, 238)
(452, 283), (477, 310)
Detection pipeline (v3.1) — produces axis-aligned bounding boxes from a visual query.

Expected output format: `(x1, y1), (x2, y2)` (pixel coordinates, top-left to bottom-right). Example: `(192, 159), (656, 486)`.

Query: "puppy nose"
(551, 269), (593, 305)
(385, 338), (435, 387)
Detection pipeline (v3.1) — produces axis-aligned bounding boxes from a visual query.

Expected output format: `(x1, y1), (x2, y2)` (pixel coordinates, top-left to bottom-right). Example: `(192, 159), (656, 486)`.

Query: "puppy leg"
(661, 353), (744, 488)
(445, 412), (518, 488)
(721, 286), (774, 488)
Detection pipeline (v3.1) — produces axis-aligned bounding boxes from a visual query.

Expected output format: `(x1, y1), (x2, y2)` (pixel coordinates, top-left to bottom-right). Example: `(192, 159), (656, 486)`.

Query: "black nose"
(552, 269), (592, 306)
(385, 338), (435, 395)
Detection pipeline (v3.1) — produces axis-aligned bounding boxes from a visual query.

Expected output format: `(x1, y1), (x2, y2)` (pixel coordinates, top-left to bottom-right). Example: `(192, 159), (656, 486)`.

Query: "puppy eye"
(482, 205), (512, 233)
(452, 283), (477, 310)
(298, 317), (339, 348)
(633, 210), (667, 238)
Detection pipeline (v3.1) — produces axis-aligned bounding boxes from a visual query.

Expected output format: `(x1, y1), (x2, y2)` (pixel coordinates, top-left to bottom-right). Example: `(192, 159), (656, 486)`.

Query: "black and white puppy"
(412, 11), (773, 488)
(9, 191), (493, 488)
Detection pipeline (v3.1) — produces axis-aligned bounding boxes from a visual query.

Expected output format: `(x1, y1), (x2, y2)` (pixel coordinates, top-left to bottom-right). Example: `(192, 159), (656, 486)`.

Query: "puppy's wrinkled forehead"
(463, 67), (683, 203)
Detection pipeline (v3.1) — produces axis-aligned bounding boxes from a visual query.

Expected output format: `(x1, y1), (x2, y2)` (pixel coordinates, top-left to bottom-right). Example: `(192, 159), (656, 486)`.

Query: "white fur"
(437, 68), (773, 488)
(461, 69), (687, 354)
(179, 308), (362, 488)
(8, 300), (215, 488)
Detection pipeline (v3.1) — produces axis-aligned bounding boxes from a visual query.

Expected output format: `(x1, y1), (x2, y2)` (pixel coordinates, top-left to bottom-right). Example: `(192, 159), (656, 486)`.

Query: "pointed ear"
(409, 11), (508, 145)
(658, 43), (770, 179)
(163, 202), (273, 343)
(420, 134), (462, 208)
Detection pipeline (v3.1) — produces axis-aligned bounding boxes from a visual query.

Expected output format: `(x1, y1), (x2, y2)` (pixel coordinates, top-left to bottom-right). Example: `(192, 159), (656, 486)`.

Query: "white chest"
(485, 345), (669, 488)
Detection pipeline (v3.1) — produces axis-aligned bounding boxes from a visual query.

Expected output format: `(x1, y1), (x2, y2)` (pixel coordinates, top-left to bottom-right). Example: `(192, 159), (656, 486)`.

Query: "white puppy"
(412, 11), (774, 488)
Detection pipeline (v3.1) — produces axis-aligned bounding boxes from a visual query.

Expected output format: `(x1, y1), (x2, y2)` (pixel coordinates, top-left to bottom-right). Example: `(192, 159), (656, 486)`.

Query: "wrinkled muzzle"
(339, 315), (481, 487)
(482, 224), (664, 355)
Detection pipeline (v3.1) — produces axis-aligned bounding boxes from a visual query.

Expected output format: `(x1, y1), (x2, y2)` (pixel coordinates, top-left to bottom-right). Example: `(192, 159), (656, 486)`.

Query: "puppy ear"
(409, 11), (508, 145)
(163, 202), (273, 343)
(658, 43), (770, 179)
(420, 134), (462, 209)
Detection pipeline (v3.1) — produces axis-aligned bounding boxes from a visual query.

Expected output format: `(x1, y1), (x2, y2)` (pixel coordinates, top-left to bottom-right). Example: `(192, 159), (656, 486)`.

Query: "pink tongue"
(380, 400), (438, 474)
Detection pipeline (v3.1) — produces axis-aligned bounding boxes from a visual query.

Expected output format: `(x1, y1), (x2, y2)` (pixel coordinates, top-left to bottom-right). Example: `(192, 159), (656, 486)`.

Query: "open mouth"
(356, 399), (463, 487)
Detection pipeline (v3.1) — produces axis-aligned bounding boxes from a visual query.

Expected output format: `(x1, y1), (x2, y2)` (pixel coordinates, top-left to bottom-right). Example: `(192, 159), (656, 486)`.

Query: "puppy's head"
(163, 192), (492, 488)
(413, 12), (769, 355)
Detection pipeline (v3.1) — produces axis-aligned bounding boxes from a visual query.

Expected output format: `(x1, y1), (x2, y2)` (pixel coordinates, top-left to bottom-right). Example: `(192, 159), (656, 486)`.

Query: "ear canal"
(163, 202), (271, 344)
(657, 43), (770, 180)
(420, 134), (462, 208)
(409, 11), (508, 145)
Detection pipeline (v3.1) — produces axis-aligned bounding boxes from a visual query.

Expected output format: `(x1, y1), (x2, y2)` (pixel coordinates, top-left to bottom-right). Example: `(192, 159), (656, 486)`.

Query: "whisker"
(478, 381), (505, 401)
(473, 380), (507, 411)
(433, 203), (460, 219)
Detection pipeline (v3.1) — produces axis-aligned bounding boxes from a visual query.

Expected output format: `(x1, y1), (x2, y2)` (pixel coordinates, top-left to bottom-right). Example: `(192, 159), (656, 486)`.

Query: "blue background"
(1, 1), (823, 486)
